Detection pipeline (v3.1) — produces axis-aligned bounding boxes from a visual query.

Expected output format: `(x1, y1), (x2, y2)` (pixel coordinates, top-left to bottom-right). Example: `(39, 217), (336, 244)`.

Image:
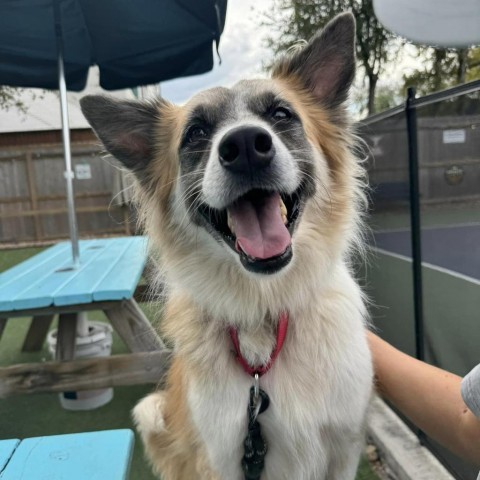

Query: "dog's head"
(81, 14), (363, 315)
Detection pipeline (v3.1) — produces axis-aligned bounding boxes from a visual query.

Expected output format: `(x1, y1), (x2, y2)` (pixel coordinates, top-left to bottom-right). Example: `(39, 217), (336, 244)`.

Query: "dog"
(80, 12), (373, 480)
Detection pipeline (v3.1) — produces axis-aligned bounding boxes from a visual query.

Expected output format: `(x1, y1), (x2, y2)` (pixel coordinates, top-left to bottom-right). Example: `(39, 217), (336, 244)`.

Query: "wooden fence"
(0, 139), (137, 246)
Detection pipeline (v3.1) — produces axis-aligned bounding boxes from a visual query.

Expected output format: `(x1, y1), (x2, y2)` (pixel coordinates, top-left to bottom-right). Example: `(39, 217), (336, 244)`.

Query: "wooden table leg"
(22, 315), (55, 352)
(56, 313), (78, 361)
(0, 318), (7, 342)
(104, 299), (164, 353)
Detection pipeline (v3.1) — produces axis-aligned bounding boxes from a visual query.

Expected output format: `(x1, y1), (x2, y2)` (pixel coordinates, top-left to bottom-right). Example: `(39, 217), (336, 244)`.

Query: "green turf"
(0, 247), (380, 480)
(357, 457), (381, 480)
(0, 246), (47, 272)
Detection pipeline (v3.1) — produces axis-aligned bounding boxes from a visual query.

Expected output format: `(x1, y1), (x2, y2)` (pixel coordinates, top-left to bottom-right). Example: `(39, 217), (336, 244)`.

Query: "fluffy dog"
(81, 12), (372, 480)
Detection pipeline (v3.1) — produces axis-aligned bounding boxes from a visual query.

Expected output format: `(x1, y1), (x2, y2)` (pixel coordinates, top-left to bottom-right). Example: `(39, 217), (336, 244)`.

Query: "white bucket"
(47, 319), (114, 411)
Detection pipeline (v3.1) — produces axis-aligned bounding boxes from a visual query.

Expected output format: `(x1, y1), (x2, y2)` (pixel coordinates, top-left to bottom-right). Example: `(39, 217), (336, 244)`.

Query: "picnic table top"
(0, 236), (148, 313)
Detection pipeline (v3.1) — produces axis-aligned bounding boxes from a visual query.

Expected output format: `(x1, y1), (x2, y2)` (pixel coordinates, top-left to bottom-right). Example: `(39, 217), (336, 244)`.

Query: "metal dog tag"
(241, 385), (270, 480)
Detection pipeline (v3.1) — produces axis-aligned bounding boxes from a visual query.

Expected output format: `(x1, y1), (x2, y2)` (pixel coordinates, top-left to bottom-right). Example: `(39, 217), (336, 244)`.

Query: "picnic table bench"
(0, 237), (171, 397)
(0, 429), (134, 479)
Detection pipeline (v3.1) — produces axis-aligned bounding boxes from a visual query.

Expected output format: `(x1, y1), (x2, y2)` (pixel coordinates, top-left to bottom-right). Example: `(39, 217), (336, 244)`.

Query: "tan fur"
(134, 355), (219, 479)
(135, 101), (183, 222)
(274, 76), (366, 238)
(132, 89), (371, 479)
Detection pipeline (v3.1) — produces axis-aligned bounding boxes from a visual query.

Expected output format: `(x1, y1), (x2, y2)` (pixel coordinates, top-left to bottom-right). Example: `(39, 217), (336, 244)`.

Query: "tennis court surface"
(373, 223), (480, 281)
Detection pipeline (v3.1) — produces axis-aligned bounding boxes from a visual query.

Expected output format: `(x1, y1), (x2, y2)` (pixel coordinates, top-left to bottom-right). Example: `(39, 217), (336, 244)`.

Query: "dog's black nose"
(218, 126), (275, 173)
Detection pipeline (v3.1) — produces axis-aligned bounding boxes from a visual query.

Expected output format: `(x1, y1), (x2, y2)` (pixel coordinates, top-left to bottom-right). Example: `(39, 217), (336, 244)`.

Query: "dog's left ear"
(80, 95), (161, 174)
(272, 12), (356, 107)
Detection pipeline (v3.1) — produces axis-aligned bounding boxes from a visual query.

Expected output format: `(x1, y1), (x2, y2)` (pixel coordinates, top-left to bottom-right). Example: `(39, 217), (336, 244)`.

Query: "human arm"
(367, 331), (480, 466)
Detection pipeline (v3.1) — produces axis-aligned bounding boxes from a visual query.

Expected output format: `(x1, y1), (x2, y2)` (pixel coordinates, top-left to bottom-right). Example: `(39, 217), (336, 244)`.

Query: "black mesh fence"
(358, 110), (417, 357)
(358, 80), (480, 480)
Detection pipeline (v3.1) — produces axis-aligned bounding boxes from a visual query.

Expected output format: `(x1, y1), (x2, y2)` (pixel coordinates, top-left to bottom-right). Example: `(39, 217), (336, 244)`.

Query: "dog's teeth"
(279, 198), (288, 224)
(227, 211), (235, 234)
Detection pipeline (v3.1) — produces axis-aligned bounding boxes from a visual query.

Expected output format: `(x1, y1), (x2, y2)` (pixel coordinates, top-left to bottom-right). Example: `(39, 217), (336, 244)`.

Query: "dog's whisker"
(274, 126), (303, 135)
(183, 149), (213, 155)
(153, 168), (207, 198)
(176, 180), (205, 227)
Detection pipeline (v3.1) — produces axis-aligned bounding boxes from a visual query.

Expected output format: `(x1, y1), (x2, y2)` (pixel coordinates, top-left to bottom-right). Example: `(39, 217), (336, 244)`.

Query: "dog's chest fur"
(175, 268), (372, 480)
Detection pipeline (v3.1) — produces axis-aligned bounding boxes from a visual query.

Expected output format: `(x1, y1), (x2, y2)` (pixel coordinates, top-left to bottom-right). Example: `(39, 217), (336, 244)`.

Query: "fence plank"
(0, 205), (122, 219)
(0, 142), (136, 245)
(25, 150), (42, 240)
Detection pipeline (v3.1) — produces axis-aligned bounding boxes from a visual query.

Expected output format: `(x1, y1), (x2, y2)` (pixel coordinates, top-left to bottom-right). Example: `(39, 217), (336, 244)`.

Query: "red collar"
(228, 312), (289, 377)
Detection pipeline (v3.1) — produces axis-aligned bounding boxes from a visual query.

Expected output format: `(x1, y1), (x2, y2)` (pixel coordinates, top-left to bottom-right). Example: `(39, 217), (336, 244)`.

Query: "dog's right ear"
(80, 95), (160, 173)
(272, 13), (356, 108)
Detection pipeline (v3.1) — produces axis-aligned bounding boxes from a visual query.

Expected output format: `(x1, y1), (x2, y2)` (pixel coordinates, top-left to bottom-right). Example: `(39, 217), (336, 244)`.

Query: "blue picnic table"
(0, 236), (168, 396)
(0, 429), (134, 479)
(0, 237), (148, 312)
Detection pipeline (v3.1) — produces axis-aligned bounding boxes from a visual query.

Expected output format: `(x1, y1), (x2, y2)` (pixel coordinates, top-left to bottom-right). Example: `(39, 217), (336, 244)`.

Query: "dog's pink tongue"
(228, 192), (291, 259)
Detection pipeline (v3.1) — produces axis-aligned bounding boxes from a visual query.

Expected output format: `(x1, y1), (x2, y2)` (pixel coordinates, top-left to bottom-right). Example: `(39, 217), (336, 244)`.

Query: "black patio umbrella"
(0, 0), (227, 264)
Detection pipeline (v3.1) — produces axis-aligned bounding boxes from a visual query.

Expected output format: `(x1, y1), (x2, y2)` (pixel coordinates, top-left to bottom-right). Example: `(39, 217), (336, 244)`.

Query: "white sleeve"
(461, 364), (480, 418)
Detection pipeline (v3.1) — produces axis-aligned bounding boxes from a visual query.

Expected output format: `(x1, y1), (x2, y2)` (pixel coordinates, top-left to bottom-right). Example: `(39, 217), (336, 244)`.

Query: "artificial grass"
(0, 247), (379, 480)
(0, 246), (47, 272)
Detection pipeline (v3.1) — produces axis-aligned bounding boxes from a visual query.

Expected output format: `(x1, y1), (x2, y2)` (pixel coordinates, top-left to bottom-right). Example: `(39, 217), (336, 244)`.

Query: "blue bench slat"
(0, 439), (19, 472)
(0, 430), (134, 480)
(4, 240), (109, 311)
(53, 237), (136, 306)
(93, 236), (148, 302)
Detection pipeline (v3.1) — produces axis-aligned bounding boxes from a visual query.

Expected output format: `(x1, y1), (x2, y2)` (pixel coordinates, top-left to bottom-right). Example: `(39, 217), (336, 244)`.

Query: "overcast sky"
(160, 0), (419, 108)
(161, 0), (273, 104)
(1, 0), (423, 132)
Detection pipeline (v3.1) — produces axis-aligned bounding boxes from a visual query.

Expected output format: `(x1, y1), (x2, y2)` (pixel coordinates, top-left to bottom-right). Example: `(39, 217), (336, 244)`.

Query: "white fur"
(185, 267), (372, 480)
(143, 191), (373, 478)
(133, 391), (166, 436)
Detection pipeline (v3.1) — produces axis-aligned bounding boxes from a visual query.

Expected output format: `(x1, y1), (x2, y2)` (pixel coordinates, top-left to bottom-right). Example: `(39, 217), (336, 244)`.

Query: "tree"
(261, 0), (397, 115)
(0, 86), (45, 114)
(0, 86), (27, 113)
(352, 82), (402, 117)
(403, 47), (480, 96)
(466, 48), (480, 82)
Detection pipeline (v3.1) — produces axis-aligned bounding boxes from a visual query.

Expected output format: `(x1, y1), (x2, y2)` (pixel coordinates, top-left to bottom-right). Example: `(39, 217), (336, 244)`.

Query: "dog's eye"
(187, 125), (208, 143)
(271, 106), (292, 121)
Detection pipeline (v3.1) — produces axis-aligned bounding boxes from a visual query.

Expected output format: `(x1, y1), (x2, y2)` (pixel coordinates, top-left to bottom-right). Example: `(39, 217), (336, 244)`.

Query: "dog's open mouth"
(199, 189), (302, 274)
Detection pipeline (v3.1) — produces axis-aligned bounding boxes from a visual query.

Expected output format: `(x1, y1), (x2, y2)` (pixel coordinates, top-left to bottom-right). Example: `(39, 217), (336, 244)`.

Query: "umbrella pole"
(53, 0), (80, 267)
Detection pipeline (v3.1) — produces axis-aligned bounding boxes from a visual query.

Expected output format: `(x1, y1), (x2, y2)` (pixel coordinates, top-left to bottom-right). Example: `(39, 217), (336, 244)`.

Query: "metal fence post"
(406, 87), (426, 444)
(406, 87), (425, 363)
